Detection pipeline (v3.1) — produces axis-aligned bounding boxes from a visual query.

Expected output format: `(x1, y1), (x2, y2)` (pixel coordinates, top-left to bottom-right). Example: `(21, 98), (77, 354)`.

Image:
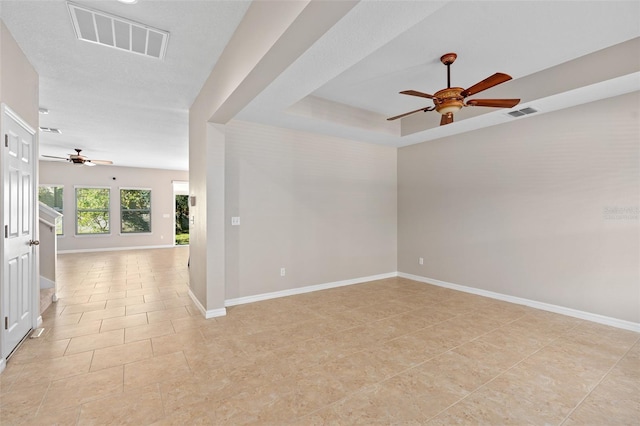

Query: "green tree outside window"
(175, 194), (189, 245)
(121, 189), (151, 233)
(76, 188), (110, 234)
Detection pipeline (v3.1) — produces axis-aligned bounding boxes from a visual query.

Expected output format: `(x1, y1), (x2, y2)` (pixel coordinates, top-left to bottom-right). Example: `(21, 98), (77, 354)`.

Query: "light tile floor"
(1, 247), (638, 425)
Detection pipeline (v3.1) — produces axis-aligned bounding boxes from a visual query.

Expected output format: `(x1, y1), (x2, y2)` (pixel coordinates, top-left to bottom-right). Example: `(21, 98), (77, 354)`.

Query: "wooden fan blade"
(466, 98), (520, 108)
(461, 73), (512, 97)
(87, 159), (113, 165)
(85, 161), (97, 167)
(387, 107), (431, 121)
(399, 90), (435, 99)
(440, 113), (453, 126)
(42, 155), (69, 160)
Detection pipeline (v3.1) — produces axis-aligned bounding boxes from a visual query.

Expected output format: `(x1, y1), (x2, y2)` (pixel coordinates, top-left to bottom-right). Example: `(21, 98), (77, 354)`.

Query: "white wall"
(39, 161), (188, 252)
(225, 120), (398, 299)
(398, 92), (640, 323)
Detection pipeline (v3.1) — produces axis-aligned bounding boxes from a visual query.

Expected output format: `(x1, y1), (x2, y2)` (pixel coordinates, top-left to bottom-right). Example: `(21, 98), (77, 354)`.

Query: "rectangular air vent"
(67, 2), (169, 60)
(507, 107), (538, 118)
(39, 127), (62, 134)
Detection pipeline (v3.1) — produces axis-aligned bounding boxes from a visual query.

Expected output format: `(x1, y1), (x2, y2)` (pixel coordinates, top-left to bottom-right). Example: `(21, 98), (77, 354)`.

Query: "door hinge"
(4, 134), (7, 148)
(4, 225), (7, 238)
(4, 317), (8, 330)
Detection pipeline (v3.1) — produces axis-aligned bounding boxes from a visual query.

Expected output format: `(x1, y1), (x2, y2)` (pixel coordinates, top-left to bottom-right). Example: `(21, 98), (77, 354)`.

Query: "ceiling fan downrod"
(440, 52), (457, 89)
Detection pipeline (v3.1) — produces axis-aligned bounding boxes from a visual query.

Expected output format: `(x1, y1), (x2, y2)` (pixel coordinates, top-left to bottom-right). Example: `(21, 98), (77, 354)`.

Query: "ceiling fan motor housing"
(433, 87), (465, 114)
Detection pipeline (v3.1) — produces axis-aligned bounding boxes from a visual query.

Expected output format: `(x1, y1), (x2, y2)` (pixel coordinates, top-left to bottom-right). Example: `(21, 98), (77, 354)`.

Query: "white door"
(1, 105), (38, 360)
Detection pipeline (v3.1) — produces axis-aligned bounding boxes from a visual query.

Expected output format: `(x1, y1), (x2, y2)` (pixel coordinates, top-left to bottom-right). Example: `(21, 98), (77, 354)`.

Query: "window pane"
(121, 211), (151, 233)
(120, 189), (151, 233)
(76, 188), (110, 234)
(39, 186), (64, 235)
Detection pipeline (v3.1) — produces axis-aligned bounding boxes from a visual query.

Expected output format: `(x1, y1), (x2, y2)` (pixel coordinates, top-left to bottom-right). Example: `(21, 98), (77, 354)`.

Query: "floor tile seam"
(156, 380), (170, 422)
(66, 372), (127, 421)
(557, 341), (637, 426)
(11, 359), (90, 386)
(293, 344), (453, 417)
(51, 330), (101, 349)
(99, 313), (150, 334)
(291, 377), (381, 421)
(0, 366), (23, 396)
(370, 308), (458, 326)
(32, 376), (54, 419)
(291, 345), (451, 424)
(422, 327), (582, 423)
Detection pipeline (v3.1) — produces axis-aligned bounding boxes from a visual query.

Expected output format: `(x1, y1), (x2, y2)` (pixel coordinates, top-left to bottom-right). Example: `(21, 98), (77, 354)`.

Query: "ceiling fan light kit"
(388, 52), (520, 125)
(42, 148), (113, 167)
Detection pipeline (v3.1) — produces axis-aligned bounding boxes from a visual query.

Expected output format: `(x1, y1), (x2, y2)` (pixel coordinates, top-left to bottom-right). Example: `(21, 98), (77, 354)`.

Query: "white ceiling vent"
(67, 2), (169, 60)
(507, 107), (538, 118)
(39, 127), (62, 134)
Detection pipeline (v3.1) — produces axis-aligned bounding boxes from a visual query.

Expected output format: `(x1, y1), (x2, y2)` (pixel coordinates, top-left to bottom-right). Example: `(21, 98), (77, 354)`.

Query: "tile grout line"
(297, 313), (526, 422)
(421, 318), (585, 423)
(557, 334), (640, 426)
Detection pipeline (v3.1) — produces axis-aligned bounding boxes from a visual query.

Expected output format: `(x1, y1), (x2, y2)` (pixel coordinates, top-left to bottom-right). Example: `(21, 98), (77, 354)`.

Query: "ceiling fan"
(42, 149), (113, 167)
(388, 52), (520, 125)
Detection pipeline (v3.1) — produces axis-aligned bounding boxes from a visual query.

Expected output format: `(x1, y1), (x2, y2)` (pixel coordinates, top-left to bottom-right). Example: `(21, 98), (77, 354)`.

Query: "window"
(39, 185), (64, 235)
(76, 187), (110, 234)
(120, 189), (151, 233)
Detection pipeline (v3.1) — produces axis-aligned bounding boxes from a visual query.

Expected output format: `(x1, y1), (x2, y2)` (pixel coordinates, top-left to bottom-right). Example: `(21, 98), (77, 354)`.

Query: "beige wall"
(188, 102), (227, 314)
(225, 120), (398, 299)
(187, 97), (207, 306)
(398, 92), (640, 323)
(39, 161), (188, 252)
(0, 21), (38, 130)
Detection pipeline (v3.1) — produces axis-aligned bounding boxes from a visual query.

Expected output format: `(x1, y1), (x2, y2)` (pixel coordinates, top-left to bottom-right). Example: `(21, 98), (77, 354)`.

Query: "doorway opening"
(172, 181), (189, 246)
(175, 195), (189, 245)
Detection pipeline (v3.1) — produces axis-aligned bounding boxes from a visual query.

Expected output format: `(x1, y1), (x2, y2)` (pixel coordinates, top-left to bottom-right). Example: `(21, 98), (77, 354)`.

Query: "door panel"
(9, 169), (19, 237)
(2, 106), (36, 359)
(22, 174), (31, 233)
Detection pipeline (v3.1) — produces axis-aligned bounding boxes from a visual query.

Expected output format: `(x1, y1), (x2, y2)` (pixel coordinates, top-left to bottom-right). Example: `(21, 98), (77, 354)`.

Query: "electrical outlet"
(231, 217), (240, 226)
(280, 267), (286, 276)
(419, 257), (424, 265)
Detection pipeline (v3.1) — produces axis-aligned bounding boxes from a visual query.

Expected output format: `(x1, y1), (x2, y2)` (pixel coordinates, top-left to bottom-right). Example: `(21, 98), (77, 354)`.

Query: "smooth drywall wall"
(0, 21), (38, 129)
(398, 92), (640, 323)
(188, 84), (211, 308)
(225, 120), (397, 299)
(39, 161), (187, 252)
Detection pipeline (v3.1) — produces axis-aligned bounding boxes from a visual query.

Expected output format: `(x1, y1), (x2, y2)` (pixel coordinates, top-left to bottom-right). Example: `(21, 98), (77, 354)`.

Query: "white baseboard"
(225, 272), (397, 307)
(188, 289), (226, 319)
(58, 244), (178, 254)
(36, 316), (43, 328)
(0, 358), (5, 374)
(40, 276), (55, 289)
(398, 272), (640, 333)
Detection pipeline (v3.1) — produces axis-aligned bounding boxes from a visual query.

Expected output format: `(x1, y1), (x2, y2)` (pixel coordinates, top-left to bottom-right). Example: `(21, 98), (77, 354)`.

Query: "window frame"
(75, 186), (111, 236)
(119, 187), (152, 235)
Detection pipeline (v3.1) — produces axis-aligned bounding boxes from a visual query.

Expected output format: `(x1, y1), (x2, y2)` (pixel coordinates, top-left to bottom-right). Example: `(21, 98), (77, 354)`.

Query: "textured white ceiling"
(237, 0), (640, 145)
(1, 0), (251, 170)
(1, 0), (639, 170)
